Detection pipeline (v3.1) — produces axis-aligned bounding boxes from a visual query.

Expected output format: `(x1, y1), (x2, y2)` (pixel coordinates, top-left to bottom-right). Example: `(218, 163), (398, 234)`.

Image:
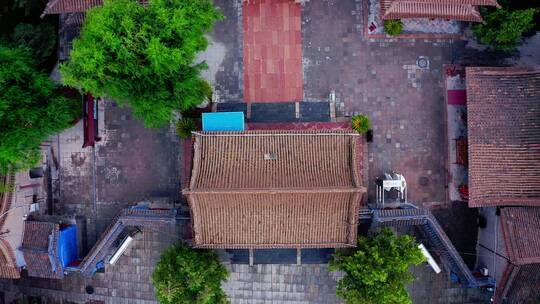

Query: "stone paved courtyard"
(302, 0), (453, 205)
(1, 0), (539, 303)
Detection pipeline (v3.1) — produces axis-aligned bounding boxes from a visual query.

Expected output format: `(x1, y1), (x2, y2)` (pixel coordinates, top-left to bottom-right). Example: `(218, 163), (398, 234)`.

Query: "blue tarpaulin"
(202, 112), (245, 131)
(57, 225), (78, 268)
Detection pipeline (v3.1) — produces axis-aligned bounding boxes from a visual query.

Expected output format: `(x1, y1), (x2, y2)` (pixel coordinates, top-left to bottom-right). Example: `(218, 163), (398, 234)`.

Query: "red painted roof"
(243, 0), (303, 102)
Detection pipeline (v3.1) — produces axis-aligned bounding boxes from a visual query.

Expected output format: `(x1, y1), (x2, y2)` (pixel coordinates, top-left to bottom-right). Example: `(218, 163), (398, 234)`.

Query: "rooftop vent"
(264, 153), (277, 160)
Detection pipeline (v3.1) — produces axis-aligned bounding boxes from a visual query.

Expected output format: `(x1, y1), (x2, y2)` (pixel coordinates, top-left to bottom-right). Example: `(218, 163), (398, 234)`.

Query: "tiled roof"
(0, 172), (15, 232)
(21, 221), (64, 279)
(380, 0), (500, 22)
(496, 263), (540, 304)
(0, 240), (20, 279)
(466, 66), (540, 207)
(78, 208), (176, 276)
(22, 221), (54, 249)
(494, 207), (540, 303)
(41, 0), (101, 16)
(0, 172), (20, 279)
(41, 0), (148, 16)
(61, 12), (85, 31)
(189, 130), (362, 189)
(500, 207), (540, 265)
(184, 130), (366, 249)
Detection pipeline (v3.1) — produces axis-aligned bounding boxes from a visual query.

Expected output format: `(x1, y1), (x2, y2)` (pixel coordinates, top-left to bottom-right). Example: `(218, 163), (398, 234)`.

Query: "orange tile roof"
(380, 0), (500, 22)
(184, 130), (366, 249)
(466, 66), (540, 207)
(21, 221), (64, 279)
(0, 240), (19, 279)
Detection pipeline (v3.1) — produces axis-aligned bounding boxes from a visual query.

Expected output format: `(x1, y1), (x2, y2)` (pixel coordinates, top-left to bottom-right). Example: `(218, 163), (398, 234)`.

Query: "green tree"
(0, 46), (79, 173)
(61, 0), (222, 129)
(473, 7), (537, 51)
(152, 243), (229, 304)
(329, 228), (426, 304)
(11, 23), (56, 65)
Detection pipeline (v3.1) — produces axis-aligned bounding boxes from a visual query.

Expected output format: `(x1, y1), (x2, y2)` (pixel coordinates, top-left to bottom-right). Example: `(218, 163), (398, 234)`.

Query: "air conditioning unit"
(30, 203), (39, 213)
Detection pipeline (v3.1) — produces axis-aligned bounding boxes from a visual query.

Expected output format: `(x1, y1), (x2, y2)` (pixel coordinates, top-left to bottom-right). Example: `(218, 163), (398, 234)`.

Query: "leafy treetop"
(152, 243), (229, 304)
(61, 0), (222, 128)
(473, 7), (537, 52)
(330, 228), (426, 304)
(0, 46), (79, 173)
(351, 114), (371, 134)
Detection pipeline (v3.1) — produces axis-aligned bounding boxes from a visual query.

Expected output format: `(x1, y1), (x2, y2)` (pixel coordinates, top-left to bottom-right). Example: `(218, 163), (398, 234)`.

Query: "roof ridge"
(184, 187), (367, 195)
(466, 66), (540, 76)
(194, 130), (358, 136)
(382, 2), (484, 22)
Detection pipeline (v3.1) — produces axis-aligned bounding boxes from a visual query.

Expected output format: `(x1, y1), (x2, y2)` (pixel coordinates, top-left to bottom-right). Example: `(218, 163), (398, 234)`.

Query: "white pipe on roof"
(109, 236), (133, 265)
(419, 243), (441, 274)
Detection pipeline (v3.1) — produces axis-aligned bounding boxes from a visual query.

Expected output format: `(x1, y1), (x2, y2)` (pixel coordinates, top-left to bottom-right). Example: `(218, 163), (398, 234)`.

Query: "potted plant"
(351, 114), (371, 133)
(176, 117), (196, 139)
(384, 19), (403, 37)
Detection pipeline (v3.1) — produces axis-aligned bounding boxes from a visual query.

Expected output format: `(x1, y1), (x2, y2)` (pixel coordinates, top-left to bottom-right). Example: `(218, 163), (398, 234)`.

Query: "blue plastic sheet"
(202, 112), (245, 131)
(57, 225), (78, 267)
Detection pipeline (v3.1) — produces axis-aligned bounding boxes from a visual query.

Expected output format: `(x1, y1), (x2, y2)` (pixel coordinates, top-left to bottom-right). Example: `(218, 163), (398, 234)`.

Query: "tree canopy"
(0, 46), (79, 173)
(61, 0), (222, 129)
(329, 228), (426, 304)
(473, 7), (537, 52)
(152, 243), (229, 304)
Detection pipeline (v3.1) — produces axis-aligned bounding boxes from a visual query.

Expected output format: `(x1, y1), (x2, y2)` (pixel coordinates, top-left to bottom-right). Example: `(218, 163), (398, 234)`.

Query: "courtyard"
(1, 0), (539, 303)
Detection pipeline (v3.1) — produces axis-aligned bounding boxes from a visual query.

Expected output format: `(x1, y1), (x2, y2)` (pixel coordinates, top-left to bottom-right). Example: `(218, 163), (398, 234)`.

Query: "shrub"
(0, 46), (80, 173)
(384, 19), (403, 36)
(176, 117), (196, 139)
(0, 182), (15, 194)
(152, 243), (229, 304)
(473, 8), (537, 51)
(351, 114), (371, 134)
(61, 0), (223, 129)
(330, 228), (426, 304)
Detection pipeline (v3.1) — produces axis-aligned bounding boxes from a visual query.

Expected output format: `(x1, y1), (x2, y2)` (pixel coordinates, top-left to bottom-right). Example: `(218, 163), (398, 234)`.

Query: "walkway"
(243, 0), (303, 102)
